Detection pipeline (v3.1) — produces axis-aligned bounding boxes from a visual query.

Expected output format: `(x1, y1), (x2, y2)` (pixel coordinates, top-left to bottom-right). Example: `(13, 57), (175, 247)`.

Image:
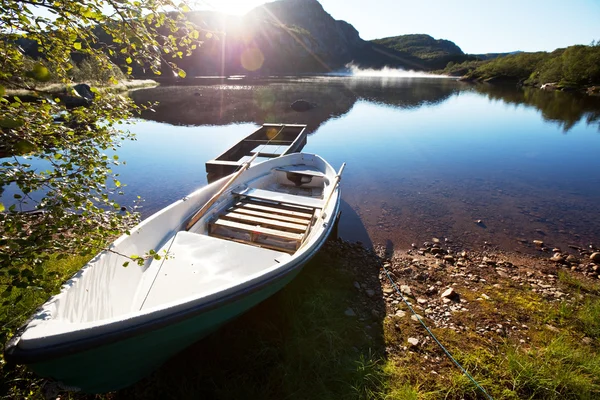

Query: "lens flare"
(240, 47), (264, 71)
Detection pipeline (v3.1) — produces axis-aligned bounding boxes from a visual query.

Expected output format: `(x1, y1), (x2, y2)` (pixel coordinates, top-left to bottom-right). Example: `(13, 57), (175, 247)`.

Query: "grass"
(0, 253), (93, 398)
(2, 244), (600, 399)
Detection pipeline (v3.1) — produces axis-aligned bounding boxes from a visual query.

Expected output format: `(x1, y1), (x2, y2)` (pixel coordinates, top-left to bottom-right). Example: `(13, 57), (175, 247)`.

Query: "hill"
(370, 34), (473, 69)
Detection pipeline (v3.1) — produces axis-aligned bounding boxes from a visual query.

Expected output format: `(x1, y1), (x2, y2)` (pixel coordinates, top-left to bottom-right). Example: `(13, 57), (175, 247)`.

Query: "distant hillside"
(370, 34), (473, 69)
(471, 51), (523, 61)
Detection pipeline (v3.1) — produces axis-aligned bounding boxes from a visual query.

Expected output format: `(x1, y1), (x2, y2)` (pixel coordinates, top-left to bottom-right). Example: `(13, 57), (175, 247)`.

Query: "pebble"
(353, 282), (361, 290)
(407, 337), (419, 347)
(566, 255), (578, 263)
(441, 287), (459, 301)
(417, 298), (428, 305)
(550, 254), (565, 263)
(383, 287), (394, 295)
(533, 240), (544, 246)
(395, 310), (406, 317)
(365, 289), (375, 297)
(591, 252), (600, 263)
(411, 314), (422, 322)
(344, 308), (356, 317)
(400, 285), (412, 296)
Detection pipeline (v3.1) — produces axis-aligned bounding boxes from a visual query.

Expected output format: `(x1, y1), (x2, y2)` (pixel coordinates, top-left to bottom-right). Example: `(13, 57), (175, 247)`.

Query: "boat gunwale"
(4, 167), (341, 366)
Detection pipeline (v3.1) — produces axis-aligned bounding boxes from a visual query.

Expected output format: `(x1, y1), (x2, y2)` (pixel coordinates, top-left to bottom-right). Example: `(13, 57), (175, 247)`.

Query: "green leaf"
(114, 180), (121, 187)
(32, 63), (51, 82)
(14, 140), (37, 154)
(0, 85), (4, 96)
(125, 57), (132, 64)
(178, 69), (187, 78)
(0, 118), (24, 129)
(0, 203), (4, 212)
(122, 261), (130, 267)
(73, 42), (82, 50)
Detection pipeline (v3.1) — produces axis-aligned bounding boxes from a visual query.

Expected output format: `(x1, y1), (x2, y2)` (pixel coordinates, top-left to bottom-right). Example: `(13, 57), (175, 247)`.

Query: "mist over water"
(329, 63), (450, 78)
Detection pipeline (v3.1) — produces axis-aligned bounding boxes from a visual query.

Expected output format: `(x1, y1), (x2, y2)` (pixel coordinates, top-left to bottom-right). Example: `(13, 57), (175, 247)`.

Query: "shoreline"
(4, 79), (158, 97)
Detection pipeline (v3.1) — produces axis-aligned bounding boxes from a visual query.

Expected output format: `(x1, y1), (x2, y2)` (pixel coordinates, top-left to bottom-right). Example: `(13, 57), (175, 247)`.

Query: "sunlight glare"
(190, 0), (262, 15)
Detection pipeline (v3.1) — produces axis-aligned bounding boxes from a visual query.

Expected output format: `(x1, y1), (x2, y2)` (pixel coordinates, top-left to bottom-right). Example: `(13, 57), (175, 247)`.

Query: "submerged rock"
(290, 99), (316, 112)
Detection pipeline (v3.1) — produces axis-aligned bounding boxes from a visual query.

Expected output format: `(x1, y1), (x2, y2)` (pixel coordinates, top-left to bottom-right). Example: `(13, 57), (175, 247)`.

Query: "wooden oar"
(320, 162), (346, 219)
(185, 152), (259, 231)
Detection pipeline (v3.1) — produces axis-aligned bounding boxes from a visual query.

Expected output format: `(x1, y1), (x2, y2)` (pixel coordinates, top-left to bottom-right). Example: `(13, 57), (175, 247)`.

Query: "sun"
(190, 0), (262, 15)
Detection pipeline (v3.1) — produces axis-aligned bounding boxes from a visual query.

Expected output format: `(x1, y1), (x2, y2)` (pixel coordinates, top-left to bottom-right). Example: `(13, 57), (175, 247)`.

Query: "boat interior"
(136, 163), (333, 310)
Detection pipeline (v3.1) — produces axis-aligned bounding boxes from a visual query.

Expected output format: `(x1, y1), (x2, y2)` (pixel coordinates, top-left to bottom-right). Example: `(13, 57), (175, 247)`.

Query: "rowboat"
(205, 123), (307, 182)
(5, 153), (345, 393)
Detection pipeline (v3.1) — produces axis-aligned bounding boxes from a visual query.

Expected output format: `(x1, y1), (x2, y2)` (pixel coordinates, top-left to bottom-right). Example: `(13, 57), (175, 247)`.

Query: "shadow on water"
(337, 199), (374, 249)
(113, 239), (387, 399)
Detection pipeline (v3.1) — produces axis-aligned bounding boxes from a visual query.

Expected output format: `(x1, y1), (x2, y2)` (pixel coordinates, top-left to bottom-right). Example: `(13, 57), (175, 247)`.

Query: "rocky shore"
(324, 236), (600, 394)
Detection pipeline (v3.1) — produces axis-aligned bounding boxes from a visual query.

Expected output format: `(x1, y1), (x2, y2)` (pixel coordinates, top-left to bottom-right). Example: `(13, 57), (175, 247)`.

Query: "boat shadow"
(114, 203), (387, 398)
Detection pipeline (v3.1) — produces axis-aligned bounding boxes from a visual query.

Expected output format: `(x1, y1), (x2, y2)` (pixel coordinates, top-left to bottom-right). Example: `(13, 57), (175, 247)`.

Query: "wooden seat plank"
(274, 166), (326, 177)
(211, 219), (303, 241)
(222, 211), (307, 232)
(234, 187), (324, 209)
(235, 200), (314, 218)
(229, 206), (311, 225)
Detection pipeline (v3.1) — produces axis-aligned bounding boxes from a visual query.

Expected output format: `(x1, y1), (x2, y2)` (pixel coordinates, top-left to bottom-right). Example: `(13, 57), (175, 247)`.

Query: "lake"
(120, 76), (600, 254)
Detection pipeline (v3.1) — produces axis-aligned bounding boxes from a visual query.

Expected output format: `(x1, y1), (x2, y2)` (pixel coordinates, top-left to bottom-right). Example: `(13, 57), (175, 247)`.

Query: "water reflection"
(469, 84), (600, 132)
(122, 77), (600, 254)
(130, 77), (460, 131)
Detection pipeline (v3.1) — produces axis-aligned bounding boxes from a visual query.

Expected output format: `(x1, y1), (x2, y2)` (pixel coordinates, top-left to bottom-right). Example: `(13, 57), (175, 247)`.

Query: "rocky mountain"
(370, 34), (472, 69)
(159, 0), (370, 76)
(149, 0), (465, 76)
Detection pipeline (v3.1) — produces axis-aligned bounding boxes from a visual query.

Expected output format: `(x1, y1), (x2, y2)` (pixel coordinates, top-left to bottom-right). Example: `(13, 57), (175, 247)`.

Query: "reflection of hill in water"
(130, 77), (461, 131)
(132, 78), (600, 132)
(471, 84), (600, 132)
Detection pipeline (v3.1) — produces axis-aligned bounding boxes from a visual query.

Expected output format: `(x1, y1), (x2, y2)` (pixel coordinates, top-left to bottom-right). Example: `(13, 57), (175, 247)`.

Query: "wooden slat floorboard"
(235, 200), (314, 219)
(211, 219), (303, 241)
(222, 212), (307, 232)
(228, 206), (311, 225)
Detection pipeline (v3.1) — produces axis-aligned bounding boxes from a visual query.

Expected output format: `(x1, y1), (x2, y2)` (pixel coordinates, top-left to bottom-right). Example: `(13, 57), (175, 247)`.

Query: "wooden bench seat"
(233, 187), (324, 209)
(208, 199), (315, 253)
(274, 165), (326, 178)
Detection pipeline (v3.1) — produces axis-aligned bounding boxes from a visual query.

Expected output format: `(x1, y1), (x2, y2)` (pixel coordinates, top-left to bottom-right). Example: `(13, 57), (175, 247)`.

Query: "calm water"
(117, 77), (600, 253)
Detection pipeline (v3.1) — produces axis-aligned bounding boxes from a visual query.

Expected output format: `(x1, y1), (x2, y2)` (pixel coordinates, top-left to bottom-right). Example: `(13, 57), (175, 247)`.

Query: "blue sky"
(192, 0), (600, 54)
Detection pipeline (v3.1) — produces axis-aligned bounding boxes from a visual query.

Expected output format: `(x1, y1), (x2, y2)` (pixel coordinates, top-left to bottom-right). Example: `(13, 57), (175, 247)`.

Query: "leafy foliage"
(0, 0), (202, 291)
(451, 44), (600, 87)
